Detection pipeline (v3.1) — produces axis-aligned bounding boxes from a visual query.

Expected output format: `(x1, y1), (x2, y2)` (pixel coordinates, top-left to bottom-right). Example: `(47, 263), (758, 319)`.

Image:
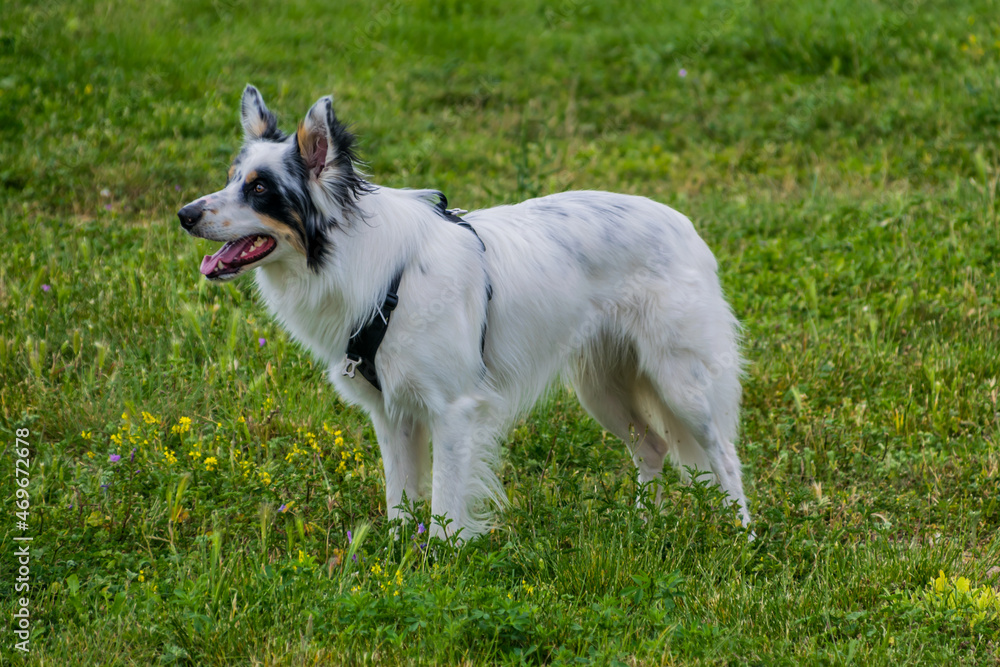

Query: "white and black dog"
(179, 86), (750, 538)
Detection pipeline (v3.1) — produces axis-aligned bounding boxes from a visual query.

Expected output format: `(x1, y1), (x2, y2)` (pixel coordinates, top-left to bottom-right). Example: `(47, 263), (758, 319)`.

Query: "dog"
(178, 85), (750, 539)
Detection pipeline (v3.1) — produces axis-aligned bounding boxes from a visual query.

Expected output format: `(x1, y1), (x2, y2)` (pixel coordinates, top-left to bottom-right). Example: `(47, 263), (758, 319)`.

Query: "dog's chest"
(255, 269), (352, 366)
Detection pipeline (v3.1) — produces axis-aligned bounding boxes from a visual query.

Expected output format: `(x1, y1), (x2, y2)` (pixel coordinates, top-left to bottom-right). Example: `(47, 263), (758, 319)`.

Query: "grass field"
(2, 0), (1000, 663)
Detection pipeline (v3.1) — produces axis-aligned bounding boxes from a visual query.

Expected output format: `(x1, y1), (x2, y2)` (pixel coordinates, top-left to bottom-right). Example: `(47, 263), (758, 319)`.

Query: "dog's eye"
(253, 182), (266, 194)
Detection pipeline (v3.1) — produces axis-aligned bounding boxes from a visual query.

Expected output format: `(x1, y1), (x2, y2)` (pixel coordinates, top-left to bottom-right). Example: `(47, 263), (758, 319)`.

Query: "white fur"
(254, 187), (749, 538)
(183, 91), (750, 539)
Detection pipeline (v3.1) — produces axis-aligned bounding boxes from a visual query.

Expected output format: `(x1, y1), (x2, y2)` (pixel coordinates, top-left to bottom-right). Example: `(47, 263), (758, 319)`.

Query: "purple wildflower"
(130, 448), (136, 462)
(109, 454), (121, 463)
(258, 337), (267, 348)
(41, 284), (51, 292)
(175, 185), (181, 192)
(104, 204), (112, 211)
(679, 68), (687, 78)
(278, 504), (287, 513)
(347, 529), (353, 543)
(417, 523), (426, 535)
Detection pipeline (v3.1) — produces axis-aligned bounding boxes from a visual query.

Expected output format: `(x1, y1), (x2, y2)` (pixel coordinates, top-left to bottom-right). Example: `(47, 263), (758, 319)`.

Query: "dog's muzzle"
(178, 200), (205, 231)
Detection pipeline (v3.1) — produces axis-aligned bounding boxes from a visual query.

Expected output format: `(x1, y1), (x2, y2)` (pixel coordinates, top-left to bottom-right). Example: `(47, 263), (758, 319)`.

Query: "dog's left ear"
(297, 95), (360, 186)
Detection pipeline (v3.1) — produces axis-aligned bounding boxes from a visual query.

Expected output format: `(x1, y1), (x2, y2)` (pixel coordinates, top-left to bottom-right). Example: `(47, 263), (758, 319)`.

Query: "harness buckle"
(343, 354), (361, 379)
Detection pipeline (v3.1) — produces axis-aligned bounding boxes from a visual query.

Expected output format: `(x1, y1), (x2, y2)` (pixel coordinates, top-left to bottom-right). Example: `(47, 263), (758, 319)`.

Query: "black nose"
(178, 200), (205, 230)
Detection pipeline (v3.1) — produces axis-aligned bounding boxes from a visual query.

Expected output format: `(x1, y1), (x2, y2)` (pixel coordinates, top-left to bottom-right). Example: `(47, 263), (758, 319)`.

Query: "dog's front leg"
(369, 410), (430, 523)
(428, 395), (503, 541)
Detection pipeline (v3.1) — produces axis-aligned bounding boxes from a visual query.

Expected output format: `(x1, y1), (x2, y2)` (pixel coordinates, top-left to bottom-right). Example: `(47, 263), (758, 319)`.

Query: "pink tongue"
(200, 237), (255, 276)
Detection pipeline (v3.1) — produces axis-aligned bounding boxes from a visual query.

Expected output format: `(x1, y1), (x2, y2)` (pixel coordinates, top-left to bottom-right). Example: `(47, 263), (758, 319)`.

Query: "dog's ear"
(297, 95), (361, 185)
(241, 85), (279, 141)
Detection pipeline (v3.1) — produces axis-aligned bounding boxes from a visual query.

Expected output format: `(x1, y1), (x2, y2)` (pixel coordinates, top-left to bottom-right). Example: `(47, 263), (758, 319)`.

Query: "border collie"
(178, 85), (750, 539)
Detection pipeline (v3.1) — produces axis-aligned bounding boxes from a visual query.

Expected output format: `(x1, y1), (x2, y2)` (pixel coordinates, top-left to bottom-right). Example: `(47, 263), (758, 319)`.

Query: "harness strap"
(435, 196), (493, 301)
(343, 194), (492, 392)
(343, 270), (402, 391)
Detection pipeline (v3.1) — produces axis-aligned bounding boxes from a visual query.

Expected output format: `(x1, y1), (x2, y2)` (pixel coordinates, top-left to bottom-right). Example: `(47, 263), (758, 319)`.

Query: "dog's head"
(178, 85), (368, 281)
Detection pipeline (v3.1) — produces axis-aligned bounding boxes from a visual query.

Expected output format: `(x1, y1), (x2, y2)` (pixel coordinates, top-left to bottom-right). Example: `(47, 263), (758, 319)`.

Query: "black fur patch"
(244, 159), (330, 271)
(320, 100), (372, 210)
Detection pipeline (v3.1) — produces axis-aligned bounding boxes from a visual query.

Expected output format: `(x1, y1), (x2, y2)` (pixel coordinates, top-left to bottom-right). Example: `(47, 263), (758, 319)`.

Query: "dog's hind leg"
(369, 410), (430, 522)
(571, 347), (671, 507)
(640, 350), (751, 526)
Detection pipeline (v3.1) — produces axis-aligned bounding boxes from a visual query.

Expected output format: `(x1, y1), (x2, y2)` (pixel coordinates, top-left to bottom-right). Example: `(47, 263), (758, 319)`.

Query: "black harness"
(343, 196), (490, 391)
(343, 270), (402, 391)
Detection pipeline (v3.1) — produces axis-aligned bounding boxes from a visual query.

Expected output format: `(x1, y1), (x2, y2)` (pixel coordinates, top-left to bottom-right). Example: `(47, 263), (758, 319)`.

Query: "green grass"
(2, 0), (1000, 663)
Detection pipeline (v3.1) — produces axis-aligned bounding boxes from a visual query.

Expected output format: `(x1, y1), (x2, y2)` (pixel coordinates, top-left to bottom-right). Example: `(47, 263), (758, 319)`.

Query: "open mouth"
(200, 234), (277, 280)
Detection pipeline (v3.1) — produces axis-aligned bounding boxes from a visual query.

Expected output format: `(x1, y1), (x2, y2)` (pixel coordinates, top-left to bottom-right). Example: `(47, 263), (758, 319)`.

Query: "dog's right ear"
(241, 85), (279, 141)
(296, 95), (360, 186)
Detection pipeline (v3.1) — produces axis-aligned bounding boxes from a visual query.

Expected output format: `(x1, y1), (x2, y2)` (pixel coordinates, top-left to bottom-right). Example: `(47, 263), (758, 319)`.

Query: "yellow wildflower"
(933, 570), (948, 594)
(170, 417), (192, 435)
(204, 457), (218, 471)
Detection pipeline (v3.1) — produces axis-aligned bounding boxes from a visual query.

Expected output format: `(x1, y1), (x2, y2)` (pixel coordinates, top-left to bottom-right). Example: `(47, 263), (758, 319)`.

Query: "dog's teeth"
(240, 250), (248, 258)
(217, 261), (226, 269)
